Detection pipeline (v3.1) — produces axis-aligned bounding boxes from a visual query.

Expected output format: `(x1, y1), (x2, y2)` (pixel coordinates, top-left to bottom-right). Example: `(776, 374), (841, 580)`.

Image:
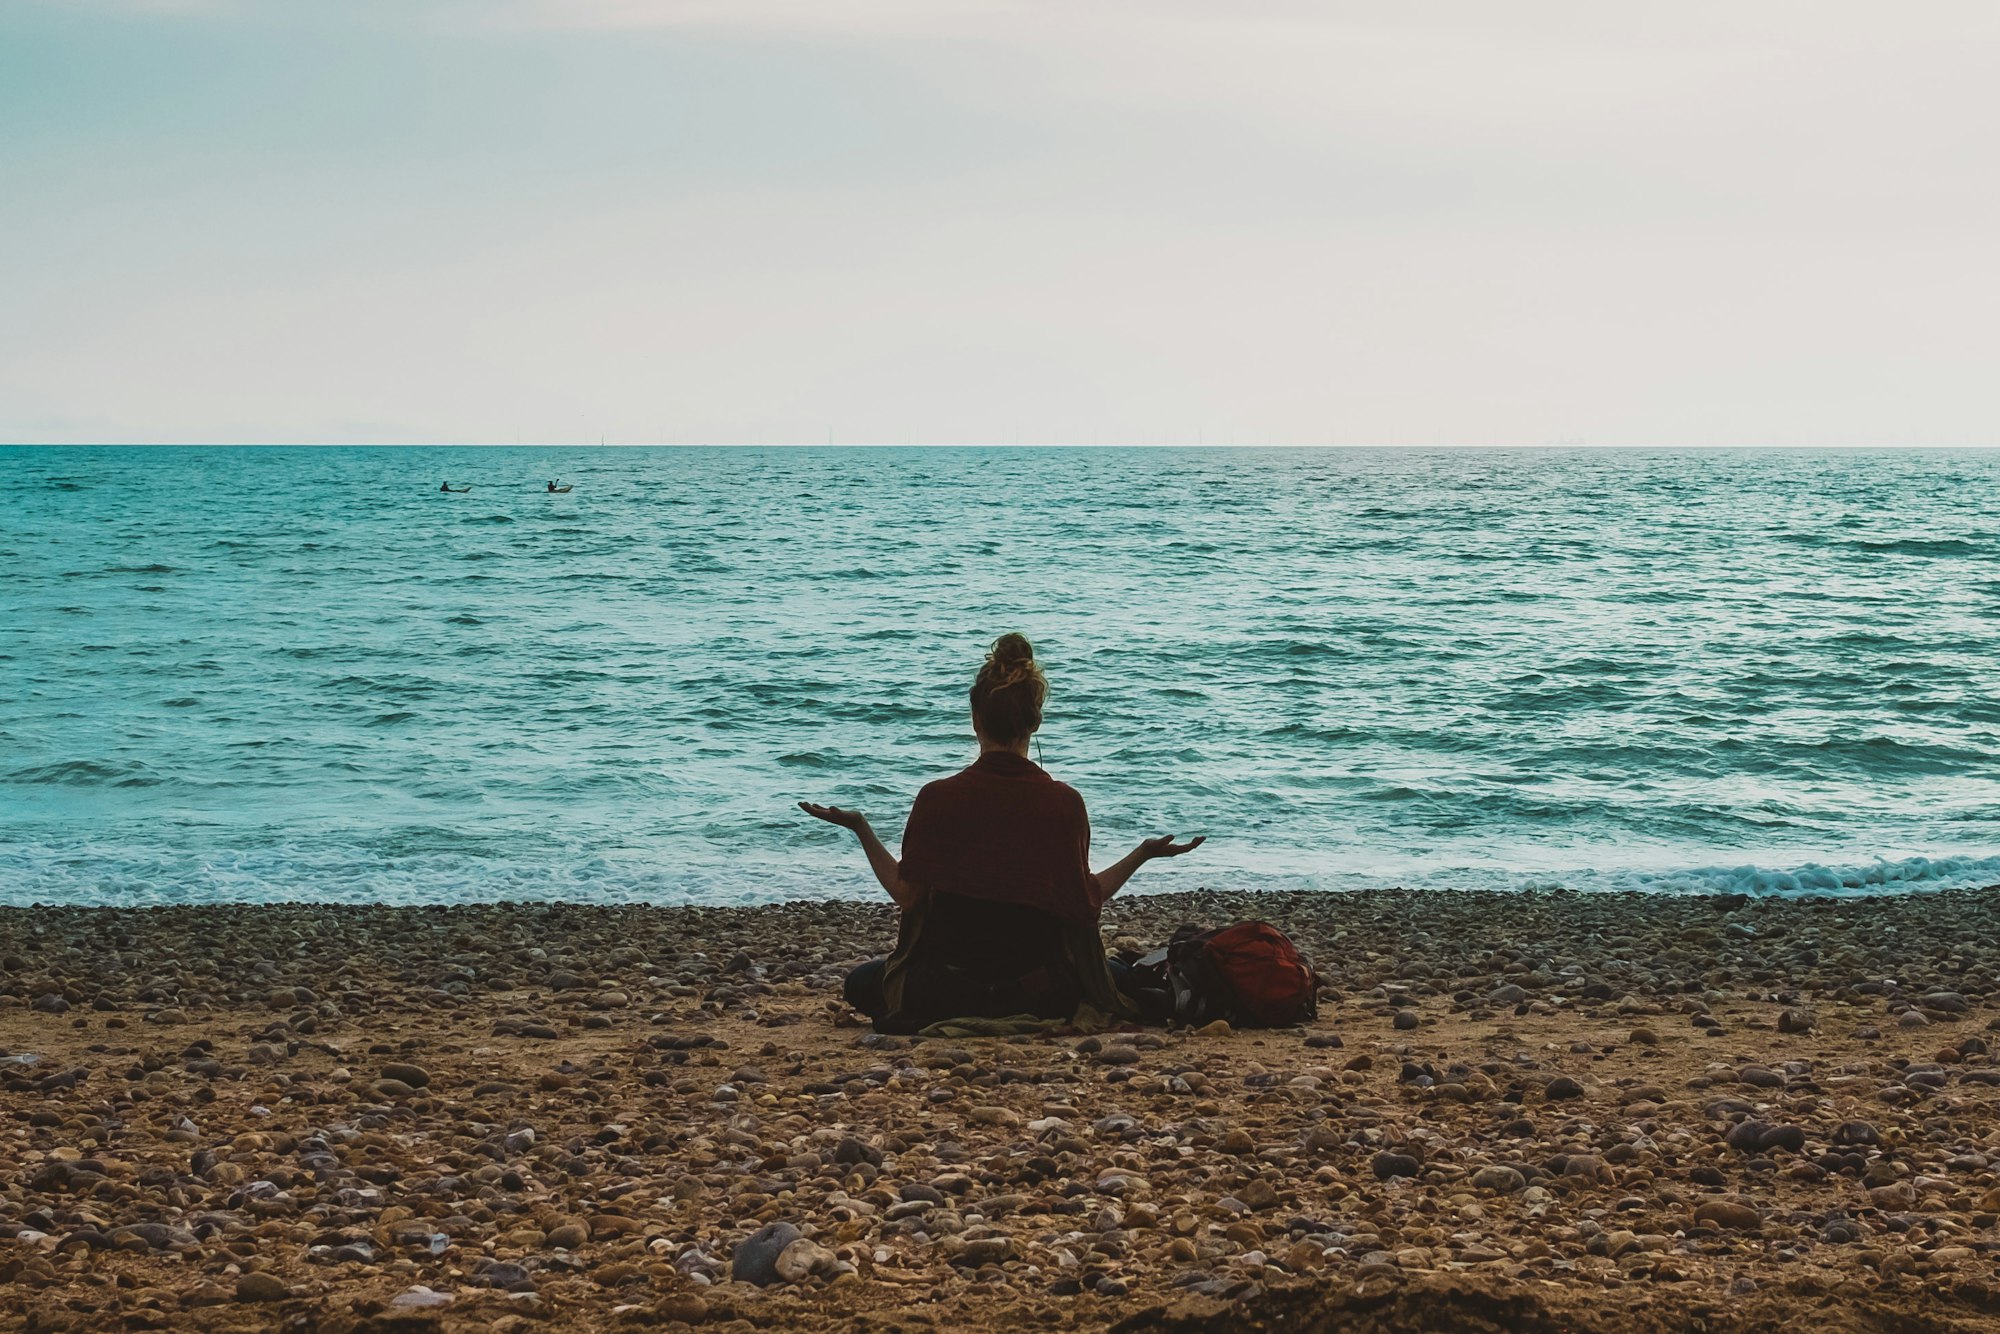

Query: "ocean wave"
(1523, 853), (2000, 899)
(1, 841), (1994, 909)
(327, 674), (439, 698)
(5, 759), (160, 787)
(1841, 537), (1986, 558)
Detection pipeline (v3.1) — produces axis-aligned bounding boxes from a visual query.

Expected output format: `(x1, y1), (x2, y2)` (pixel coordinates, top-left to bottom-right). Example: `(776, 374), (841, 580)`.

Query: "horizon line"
(7, 441), (2000, 451)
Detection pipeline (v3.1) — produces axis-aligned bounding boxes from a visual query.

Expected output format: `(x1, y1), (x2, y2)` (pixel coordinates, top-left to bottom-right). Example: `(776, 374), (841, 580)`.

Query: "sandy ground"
(3, 888), (2000, 1332)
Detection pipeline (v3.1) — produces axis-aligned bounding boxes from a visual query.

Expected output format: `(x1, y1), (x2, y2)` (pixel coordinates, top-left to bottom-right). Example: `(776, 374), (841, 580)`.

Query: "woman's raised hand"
(798, 801), (871, 833)
(1140, 834), (1206, 860)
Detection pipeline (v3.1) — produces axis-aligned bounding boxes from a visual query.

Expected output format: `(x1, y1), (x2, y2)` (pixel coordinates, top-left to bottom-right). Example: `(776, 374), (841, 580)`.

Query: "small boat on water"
(546, 480), (573, 493)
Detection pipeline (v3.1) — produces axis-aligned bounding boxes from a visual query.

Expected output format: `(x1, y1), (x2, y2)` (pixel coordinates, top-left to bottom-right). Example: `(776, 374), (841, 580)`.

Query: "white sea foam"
(2, 841), (1996, 908)
(1512, 852), (2000, 898)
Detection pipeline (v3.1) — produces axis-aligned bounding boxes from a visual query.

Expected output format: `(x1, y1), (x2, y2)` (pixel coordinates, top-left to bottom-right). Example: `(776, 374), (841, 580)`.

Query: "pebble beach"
(6, 887), (2000, 1333)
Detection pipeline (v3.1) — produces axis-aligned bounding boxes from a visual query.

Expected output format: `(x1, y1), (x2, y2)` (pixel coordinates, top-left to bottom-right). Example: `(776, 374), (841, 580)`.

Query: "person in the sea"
(799, 633), (1203, 1031)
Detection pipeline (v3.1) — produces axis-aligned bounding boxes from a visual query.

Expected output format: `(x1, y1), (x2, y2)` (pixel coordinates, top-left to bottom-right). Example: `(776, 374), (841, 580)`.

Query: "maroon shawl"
(896, 751), (1105, 927)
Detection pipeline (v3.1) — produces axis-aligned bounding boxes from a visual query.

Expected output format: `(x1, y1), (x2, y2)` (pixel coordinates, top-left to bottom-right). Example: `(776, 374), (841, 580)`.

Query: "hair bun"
(985, 633), (1036, 688)
(989, 632), (1035, 668)
(971, 633), (1047, 743)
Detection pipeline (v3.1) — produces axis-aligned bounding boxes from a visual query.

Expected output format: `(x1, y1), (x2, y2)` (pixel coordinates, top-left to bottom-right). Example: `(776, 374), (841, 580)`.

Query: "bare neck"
(978, 737), (1032, 759)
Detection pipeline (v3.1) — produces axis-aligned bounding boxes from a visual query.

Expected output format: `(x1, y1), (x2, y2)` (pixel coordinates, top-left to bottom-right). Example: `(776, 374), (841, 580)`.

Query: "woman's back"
(898, 750), (1102, 926)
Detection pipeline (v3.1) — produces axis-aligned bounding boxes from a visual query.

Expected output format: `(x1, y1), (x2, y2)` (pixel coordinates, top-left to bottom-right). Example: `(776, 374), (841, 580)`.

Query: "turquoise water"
(5, 445), (2000, 907)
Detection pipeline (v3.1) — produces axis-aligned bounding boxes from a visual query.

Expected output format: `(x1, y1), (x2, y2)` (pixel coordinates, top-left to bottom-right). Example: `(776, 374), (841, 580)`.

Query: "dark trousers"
(844, 958), (890, 1019)
(842, 955), (1140, 1023)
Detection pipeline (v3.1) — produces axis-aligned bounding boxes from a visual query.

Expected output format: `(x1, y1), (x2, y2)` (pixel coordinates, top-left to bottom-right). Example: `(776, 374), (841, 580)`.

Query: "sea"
(5, 445), (1999, 908)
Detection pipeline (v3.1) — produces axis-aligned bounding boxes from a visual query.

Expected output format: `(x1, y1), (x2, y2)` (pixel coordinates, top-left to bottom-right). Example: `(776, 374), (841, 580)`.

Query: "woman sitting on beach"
(800, 633), (1202, 1031)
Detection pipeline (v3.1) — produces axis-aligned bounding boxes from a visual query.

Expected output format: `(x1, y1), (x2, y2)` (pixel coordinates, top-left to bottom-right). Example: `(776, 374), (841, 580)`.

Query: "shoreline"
(11, 848), (2000, 913)
(5, 887), (2000, 1332)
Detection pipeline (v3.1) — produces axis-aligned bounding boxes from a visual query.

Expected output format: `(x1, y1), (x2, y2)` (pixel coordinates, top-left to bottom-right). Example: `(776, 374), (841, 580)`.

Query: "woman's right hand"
(798, 801), (871, 833)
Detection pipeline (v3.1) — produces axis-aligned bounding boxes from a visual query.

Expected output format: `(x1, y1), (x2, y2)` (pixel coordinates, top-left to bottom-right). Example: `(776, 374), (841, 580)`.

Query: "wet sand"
(4, 887), (2000, 1333)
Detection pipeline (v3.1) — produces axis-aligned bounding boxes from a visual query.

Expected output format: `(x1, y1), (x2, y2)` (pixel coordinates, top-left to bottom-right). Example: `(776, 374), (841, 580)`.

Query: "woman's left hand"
(1140, 834), (1205, 860)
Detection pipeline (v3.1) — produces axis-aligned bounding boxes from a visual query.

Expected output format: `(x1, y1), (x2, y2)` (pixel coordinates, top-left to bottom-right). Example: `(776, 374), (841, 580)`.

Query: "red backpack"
(1133, 921), (1321, 1028)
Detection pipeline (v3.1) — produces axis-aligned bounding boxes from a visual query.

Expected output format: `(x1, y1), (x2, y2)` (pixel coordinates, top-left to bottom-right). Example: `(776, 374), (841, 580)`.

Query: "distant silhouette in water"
(800, 632), (1202, 1032)
(546, 480), (572, 493)
(440, 482), (470, 493)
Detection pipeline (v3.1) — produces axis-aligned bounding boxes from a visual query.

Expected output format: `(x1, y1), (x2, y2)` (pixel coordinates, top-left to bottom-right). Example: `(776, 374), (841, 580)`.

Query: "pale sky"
(4, 1), (1997, 446)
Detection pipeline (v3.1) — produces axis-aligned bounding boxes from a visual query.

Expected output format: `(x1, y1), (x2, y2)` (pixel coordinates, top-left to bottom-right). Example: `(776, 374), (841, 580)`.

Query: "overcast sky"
(3, 1), (1997, 445)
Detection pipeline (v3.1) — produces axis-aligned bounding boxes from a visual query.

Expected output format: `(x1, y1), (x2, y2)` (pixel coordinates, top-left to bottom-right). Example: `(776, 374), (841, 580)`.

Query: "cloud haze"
(3, 1), (1996, 444)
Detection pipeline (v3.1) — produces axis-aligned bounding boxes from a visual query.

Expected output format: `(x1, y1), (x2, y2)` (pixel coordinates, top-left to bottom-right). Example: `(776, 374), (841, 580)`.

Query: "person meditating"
(799, 633), (1202, 1032)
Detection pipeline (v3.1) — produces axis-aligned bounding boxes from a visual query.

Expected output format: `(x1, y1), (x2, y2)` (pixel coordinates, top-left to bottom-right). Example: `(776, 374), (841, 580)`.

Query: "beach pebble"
(110, 1222), (195, 1252)
(235, 1273), (290, 1303)
(775, 1237), (839, 1282)
(1869, 1182), (1917, 1209)
(476, 1261), (534, 1291)
(953, 1236), (1014, 1266)
(1692, 1201), (1762, 1231)
(731, 1222), (802, 1286)
(390, 1286), (453, 1309)
(655, 1294), (710, 1323)
(1237, 1179), (1279, 1211)
(833, 1136), (882, 1166)
(1832, 1121), (1880, 1147)
(1724, 1121), (1805, 1155)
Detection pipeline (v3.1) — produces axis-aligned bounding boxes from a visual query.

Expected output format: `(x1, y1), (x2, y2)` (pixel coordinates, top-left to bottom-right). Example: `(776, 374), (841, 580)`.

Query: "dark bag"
(1129, 921), (1320, 1028)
